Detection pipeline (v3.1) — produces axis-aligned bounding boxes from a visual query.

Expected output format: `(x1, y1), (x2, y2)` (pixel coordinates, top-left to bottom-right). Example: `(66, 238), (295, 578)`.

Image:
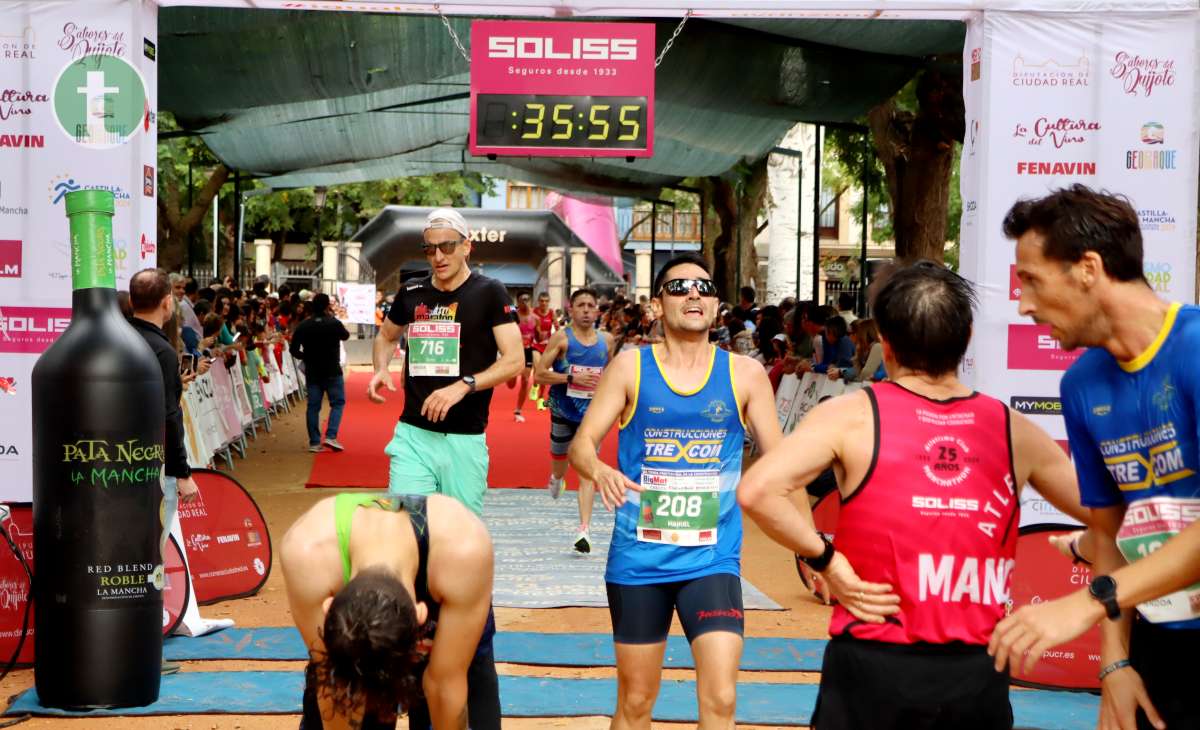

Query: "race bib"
(1116, 496), (1200, 623)
(636, 468), (720, 546)
(407, 321), (461, 377)
(566, 365), (603, 399)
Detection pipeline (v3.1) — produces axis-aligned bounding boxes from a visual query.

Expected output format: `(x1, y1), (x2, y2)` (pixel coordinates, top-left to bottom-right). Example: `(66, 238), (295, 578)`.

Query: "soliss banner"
(0, 0), (159, 501)
(959, 11), (1199, 527)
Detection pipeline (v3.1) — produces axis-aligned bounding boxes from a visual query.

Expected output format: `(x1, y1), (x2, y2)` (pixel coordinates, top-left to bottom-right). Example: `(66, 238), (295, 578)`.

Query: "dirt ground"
(0, 395), (830, 729)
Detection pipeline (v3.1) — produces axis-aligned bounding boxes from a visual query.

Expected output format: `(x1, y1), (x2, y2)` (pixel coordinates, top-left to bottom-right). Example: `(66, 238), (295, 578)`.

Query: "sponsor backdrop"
(961, 11), (1200, 527)
(0, 0), (158, 501)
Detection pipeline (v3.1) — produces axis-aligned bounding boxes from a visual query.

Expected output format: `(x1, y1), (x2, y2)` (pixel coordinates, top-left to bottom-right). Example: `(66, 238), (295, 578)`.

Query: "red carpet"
(306, 370), (618, 490)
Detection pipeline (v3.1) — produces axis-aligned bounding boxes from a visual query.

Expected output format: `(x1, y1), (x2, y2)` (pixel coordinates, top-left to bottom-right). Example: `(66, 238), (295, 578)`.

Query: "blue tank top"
(1061, 303), (1200, 629)
(549, 326), (608, 422)
(605, 345), (745, 585)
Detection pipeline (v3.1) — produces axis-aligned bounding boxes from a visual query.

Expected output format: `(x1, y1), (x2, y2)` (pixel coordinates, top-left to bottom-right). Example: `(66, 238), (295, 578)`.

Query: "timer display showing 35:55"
(475, 93), (648, 150)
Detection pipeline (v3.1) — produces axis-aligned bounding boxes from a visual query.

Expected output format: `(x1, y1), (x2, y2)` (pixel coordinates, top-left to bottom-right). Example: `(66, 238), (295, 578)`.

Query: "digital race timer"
(475, 94), (648, 150)
(469, 20), (656, 158)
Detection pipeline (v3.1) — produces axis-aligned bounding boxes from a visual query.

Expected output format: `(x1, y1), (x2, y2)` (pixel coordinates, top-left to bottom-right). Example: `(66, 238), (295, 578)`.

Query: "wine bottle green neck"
(69, 211), (116, 291)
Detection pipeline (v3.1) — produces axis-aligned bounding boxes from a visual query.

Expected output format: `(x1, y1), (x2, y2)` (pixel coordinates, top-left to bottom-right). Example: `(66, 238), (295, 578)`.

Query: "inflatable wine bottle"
(31, 189), (165, 708)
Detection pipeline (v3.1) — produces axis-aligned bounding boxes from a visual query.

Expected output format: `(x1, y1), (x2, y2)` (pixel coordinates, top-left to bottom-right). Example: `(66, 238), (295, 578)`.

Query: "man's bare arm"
(532, 331), (569, 386)
(737, 395), (857, 557)
(569, 350), (640, 510)
(369, 319), (406, 403)
(468, 321), (524, 392)
(733, 355), (783, 454)
(1011, 410), (1092, 525)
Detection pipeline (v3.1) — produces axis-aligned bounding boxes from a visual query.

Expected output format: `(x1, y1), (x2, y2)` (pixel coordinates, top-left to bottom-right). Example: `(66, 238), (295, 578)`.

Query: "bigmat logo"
(0, 306), (70, 353)
(1010, 396), (1062, 415)
(1007, 324), (1083, 371)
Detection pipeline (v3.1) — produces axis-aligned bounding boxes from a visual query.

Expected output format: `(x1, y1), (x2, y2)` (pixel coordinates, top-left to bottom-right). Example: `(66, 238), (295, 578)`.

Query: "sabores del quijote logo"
(1110, 52), (1175, 98)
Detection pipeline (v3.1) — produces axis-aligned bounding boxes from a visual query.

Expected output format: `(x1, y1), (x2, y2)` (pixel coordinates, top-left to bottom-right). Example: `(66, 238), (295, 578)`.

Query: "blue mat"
(483, 489), (781, 609)
(5, 671), (1101, 728)
(165, 628), (827, 670)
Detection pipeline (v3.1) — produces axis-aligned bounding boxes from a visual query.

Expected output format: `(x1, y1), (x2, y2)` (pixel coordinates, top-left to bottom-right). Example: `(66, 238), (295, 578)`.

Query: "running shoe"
(514, 410), (525, 423)
(529, 385), (540, 402)
(324, 438), (344, 452)
(308, 443), (324, 453)
(573, 528), (591, 554)
(547, 475), (565, 500)
(536, 398), (548, 411)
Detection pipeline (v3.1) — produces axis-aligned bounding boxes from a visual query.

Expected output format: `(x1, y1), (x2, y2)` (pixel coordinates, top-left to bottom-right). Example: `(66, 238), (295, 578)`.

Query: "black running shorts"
(606, 572), (744, 644)
(1130, 616), (1200, 730)
(812, 635), (1012, 730)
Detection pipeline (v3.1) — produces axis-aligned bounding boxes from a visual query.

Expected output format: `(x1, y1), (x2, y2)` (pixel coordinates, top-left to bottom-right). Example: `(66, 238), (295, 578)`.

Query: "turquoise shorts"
(384, 421), (489, 516)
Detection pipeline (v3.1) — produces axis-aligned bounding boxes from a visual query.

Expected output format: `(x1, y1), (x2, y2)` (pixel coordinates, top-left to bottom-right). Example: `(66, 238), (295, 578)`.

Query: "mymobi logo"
(1010, 396), (1061, 415)
(487, 36), (638, 61)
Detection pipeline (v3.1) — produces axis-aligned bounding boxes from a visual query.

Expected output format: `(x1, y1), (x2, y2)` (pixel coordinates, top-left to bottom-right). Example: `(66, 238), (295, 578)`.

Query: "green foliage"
(157, 110), (495, 257)
(242, 174), (494, 246)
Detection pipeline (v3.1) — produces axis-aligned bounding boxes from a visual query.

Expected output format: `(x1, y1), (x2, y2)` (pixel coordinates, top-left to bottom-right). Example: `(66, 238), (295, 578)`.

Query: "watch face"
(1090, 575), (1117, 602)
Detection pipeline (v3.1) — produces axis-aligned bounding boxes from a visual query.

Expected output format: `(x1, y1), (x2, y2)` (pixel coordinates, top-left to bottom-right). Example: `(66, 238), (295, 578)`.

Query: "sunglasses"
(421, 240), (463, 256)
(659, 278), (718, 297)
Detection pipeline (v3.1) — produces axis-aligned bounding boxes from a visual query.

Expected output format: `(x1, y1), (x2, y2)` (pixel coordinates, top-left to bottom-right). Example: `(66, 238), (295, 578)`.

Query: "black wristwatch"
(798, 533), (836, 573)
(566, 373), (575, 385)
(1089, 575), (1121, 620)
(461, 375), (477, 393)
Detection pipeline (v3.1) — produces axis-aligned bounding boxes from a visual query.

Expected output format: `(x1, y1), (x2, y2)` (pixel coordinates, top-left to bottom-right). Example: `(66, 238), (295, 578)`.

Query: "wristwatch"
(461, 375), (477, 393)
(566, 373), (575, 385)
(1089, 575), (1121, 620)
(798, 533), (836, 573)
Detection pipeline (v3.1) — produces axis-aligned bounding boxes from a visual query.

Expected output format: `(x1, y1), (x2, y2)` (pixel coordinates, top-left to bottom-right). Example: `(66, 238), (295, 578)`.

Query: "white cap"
(424, 207), (470, 239)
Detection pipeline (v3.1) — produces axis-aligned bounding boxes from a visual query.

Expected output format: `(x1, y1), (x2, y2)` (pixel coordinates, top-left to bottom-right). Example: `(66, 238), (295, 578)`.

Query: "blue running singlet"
(1061, 302), (1200, 629)
(605, 345), (745, 585)
(549, 326), (608, 423)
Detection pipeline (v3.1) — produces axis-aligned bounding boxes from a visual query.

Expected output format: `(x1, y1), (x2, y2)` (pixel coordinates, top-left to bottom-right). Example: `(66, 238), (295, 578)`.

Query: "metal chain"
(434, 4), (470, 63)
(654, 10), (692, 68)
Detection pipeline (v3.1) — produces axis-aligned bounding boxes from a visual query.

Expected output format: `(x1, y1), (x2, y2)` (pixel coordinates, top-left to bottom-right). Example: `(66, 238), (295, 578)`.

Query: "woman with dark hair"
(281, 492), (499, 730)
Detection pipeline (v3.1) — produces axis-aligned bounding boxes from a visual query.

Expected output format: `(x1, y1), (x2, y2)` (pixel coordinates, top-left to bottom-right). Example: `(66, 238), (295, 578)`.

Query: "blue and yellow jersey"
(605, 345), (745, 585)
(1061, 302), (1200, 629)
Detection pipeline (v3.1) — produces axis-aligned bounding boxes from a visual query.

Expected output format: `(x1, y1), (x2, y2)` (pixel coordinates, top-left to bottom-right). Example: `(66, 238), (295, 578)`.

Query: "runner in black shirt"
(369, 207), (524, 516)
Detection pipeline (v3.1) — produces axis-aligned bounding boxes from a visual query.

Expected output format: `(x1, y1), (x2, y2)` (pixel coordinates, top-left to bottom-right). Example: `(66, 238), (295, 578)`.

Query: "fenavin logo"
(52, 53), (147, 149)
(1010, 396), (1062, 415)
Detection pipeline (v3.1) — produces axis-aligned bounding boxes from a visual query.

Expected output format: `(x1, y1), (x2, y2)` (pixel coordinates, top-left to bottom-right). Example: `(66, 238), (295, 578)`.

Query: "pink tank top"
(829, 382), (1018, 646)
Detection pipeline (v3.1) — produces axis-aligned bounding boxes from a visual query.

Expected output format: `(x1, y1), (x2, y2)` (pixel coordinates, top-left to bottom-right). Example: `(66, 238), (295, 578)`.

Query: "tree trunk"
(701, 157), (770, 301)
(156, 164), (230, 274)
(867, 69), (964, 263)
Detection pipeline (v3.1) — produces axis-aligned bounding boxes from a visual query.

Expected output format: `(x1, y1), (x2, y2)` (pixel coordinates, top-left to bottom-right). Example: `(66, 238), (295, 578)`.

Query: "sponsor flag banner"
(961, 11), (1199, 525)
(0, 1), (158, 501)
(179, 470), (271, 605)
(0, 506), (187, 666)
(1010, 525), (1101, 690)
(336, 282), (376, 326)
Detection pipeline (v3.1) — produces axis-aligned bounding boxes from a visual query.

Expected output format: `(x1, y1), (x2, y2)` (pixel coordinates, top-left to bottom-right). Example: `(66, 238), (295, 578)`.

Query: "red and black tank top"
(829, 382), (1019, 645)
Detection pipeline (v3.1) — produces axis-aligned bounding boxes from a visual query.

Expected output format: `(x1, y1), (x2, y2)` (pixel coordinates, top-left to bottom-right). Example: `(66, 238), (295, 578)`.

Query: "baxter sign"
(468, 20), (656, 158)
